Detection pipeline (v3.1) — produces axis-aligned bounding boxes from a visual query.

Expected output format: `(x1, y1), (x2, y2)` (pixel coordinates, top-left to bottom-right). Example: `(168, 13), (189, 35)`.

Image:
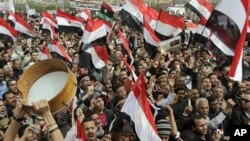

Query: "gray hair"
(195, 98), (208, 110)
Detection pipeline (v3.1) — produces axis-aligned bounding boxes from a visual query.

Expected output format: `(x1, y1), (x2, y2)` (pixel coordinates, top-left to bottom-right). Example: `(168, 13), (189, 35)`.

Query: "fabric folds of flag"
(118, 29), (132, 57)
(85, 44), (109, 69)
(11, 13), (36, 37)
(39, 44), (50, 60)
(186, 0), (214, 20)
(77, 9), (92, 22)
(0, 18), (18, 42)
(82, 19), (112, 44)
(155, 10), (184, 39)
(98, 2), (114, 22)
(120, 0), (146, 31)
(194, 16), (211, 43)
(143, 17), (161, 47)
(227, 0), (250, 81)
(41, 11), (58, 28)
(56, 10), (84, 34)
(51, 40), (72, 62)
(145, 6), (159, 30)
(76, 119), (86, 141)
(205, 0), (248, 56)
(41, 18), (56, 39)
(121, 73), (161, 141)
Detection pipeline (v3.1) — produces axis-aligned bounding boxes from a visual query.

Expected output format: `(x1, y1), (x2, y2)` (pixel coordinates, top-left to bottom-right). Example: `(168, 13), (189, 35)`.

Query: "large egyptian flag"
(85, 44), (109, 69)
(143, 17), (160, 47)
(56, 10), (84, 34)
(82, 19), (112, 44)
(143, 16), (160, 58)
(186, 0), (214, 20)
(186, 0), (213, 43)
(119, 0), (146, 32)
(0, 18), (18, 42)
(155, 9), (184, 40)
(204, 0), (250, 81)
(121, 73), (161, 141)
(145, 6), (159, 30)
(51, 40), (72, 62)
(98, 2), (115, 22)
(8, 13), (36, 37)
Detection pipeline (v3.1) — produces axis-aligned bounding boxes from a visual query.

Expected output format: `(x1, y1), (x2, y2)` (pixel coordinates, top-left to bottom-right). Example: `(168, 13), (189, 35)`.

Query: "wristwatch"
(13, 115), (26, 122)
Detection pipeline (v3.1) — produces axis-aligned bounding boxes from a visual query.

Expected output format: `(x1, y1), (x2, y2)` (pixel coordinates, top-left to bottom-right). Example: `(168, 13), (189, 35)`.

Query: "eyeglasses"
(241, 98), (250, 103)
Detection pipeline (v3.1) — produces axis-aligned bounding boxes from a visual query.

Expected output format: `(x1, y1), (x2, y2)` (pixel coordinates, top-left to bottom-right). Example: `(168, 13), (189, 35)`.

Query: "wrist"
(13, 114), (26, 122)
(42, 111), (52, 118)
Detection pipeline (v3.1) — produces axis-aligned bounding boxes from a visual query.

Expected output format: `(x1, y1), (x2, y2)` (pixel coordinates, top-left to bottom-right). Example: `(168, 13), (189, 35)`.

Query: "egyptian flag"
(7, 12), (16, 27)
(51, 40), (72, 62)
(9, 13), (36, 37)
(193, 16), (211, 43)
(143, 17), (160, 58)
(155, 9), (184, 40)
(41, 11), (58, 28)
(186, 0), (214, 20)
(77, 9), (92, 22)
(39, 44), (50, 60)
(118, 29), (133, 58)
(98, 2), (115, 22)
(85, 44), (109, 69)
(56, 10), (84, 35)
(143, 17), (160, 47)
(145, 6), (159, 30)
(41, 18), (57, 39)
(119, 0), (146, 32)
(121, 73), (161, 141)
(82, 19), (112, 44)
(204, 0), (250, 81)
(0, 18), (18, 42)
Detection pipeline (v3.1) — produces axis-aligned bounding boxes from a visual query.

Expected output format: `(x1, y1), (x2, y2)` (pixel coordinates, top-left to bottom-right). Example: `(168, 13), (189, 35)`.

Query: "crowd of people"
(0, 4), (250, 141)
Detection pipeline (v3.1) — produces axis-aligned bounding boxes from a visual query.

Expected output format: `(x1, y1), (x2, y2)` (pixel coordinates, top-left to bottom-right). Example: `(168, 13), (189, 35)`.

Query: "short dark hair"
(82, 117), (95, 124)
(190, 115), (205, 128)
(2, 91), (13, 101)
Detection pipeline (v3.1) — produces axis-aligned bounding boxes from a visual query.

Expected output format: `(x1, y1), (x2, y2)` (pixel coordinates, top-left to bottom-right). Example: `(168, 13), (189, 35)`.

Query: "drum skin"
(17, 59), (77, 114)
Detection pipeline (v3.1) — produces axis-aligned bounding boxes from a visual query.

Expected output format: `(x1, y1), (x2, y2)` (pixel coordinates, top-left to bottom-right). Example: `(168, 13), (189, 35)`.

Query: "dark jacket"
(231, 107), (250, 125)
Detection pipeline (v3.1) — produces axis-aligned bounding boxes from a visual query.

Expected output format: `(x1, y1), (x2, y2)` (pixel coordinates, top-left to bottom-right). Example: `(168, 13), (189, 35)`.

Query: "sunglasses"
(241, 98), (250, 103)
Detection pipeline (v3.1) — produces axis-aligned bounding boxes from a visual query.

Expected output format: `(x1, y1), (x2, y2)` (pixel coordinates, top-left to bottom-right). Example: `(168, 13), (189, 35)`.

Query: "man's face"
(209, 74), (218, 85)
(240, 92), (250, 109)
(4, 93), (16, 107)
(8, 80), (19, 94)
(80, 76), (91, 87)
(13, 60), (22, 70)
(190, 89), (200, 102)
(197, 101), (209, 117)
(116, 86), (127, 98)
(0, 101), (6, 117)
(83, 121), (97, 141)
(120, 71), (128, 82)
(193, 118), (208, 135)
(31, 52), (39, 62)
(209, 99), (220, 113)
(94, 97), (105, 112)
(176, 90), (186, 101)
